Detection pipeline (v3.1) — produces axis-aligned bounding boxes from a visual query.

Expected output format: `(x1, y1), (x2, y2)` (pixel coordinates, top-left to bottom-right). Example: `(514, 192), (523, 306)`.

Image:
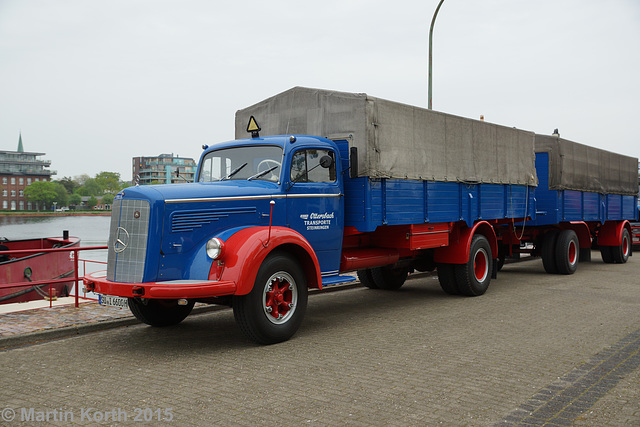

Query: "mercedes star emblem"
(114, 227), (130, 253)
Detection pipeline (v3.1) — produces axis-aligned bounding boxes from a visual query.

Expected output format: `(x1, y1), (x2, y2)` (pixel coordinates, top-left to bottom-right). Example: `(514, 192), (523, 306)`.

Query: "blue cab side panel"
(533, 152), (638, 225)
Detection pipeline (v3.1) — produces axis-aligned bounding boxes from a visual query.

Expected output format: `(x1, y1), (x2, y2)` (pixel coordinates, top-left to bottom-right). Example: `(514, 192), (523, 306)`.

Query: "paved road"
(1, 252), (638, 426)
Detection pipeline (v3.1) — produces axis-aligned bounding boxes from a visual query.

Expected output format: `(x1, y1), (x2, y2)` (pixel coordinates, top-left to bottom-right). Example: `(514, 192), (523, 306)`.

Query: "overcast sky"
(1, 0), (639, 182)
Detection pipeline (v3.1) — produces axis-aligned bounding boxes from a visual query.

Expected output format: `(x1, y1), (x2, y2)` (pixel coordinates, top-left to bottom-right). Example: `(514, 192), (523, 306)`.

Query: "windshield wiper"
(247, 165), (278, 181)
(219, 162), (247, 181)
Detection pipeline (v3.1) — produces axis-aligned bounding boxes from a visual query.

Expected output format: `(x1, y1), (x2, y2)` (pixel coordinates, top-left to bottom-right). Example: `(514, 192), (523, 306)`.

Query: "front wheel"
(128, 298), (195, 327)
(233, 252), (308, 345)
(455, 235), (492, 296)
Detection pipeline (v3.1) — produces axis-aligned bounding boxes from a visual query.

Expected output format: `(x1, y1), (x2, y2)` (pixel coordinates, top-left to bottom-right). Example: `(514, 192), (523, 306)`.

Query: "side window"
(290, 149), (336, 183)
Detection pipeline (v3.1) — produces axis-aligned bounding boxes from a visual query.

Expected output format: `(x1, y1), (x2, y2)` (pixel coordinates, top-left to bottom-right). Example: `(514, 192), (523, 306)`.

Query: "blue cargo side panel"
(427, 181), (462, 224)
(479, 184), (504, 220)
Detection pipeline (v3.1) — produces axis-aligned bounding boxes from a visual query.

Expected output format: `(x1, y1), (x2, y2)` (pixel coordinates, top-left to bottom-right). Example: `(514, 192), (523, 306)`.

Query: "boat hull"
(0, 237), (81, 304)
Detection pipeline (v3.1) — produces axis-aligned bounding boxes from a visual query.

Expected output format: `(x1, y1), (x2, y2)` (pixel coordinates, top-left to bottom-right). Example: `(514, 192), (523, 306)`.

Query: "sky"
(1, 0), (639, 182)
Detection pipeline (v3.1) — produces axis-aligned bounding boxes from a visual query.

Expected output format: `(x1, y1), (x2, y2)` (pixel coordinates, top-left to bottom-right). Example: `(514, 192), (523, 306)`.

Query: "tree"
(53, 182), (69, 207)
(78, 178), (102, 196)
(57, 176), (78, 195)
(95, 171), (122, 194)
(87, 196), (98, 208)
(101, 193), (115, 207)
(69, 193), (82, 206)
(24, 181), (59, 209)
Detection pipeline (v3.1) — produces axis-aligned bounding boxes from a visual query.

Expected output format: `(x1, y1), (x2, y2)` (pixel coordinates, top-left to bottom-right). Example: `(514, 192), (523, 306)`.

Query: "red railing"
(0, 245), (108, 308)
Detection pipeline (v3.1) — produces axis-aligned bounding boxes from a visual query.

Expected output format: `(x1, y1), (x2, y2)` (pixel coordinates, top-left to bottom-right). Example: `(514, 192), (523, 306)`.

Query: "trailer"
(84, 87), (638, 344)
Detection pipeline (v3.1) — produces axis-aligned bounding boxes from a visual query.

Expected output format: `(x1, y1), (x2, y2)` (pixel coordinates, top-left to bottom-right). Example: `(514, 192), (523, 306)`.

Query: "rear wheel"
(611, 228), (631, 264)
(437, 263), (458, 295)
(555, 230), (579, 275)
(541, 231), (559, 274)
(233, 252), (308, 344)
(455, 235), (492, 296)
(128, 298), (195, 327)
(357, 269), (378, 289)
(370, 266), (409, 290)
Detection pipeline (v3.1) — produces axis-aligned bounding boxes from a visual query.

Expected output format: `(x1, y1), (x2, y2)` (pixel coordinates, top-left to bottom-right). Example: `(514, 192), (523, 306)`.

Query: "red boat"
(0, 235), (80, 304)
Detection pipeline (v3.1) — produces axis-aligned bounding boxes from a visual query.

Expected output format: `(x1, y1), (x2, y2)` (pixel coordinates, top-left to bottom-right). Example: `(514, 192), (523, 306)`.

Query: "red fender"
(433, 221), (498, 264)
(598, 220), (630, 246)
(565, 221), (592, 249)
(211, 227), (322, 296)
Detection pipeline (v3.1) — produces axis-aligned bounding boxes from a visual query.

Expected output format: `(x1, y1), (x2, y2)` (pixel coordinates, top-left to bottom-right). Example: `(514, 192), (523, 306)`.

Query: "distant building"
(0, 133), (55, 210)
(132, 154), (196, 185)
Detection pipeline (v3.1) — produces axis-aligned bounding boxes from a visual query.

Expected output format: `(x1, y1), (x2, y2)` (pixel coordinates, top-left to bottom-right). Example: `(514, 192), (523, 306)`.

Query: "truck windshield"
(198, 146), (283, 183)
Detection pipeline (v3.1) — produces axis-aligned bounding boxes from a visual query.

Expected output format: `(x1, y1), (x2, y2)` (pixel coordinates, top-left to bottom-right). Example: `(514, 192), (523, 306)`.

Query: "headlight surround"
(206, 237), (225, 260)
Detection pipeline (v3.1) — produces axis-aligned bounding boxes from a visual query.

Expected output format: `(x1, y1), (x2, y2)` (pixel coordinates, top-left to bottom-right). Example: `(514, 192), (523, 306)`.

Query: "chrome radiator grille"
(107, 198), (150, 282)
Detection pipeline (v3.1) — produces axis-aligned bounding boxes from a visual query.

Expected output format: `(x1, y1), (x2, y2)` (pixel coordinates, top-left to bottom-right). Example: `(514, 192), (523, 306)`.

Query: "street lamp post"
(428, 0), (445, 110)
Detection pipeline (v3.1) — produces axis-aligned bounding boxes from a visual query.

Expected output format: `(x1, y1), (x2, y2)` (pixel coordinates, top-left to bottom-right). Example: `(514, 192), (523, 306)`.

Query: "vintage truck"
(84, 87), (638, 344)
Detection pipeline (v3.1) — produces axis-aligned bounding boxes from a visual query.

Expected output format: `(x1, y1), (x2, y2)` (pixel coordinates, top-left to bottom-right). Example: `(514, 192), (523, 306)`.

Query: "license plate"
(99, 294), (129, 309)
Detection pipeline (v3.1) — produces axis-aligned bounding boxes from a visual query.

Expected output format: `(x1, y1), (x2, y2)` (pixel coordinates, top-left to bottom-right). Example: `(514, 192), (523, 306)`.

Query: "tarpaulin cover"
(535, 135), (638, 196)
(235, 87), (538, 186)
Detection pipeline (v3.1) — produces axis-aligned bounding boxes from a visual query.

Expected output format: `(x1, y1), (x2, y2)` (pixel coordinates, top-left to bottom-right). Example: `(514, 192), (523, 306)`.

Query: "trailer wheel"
(437, 263), (459, 295)
(611, 228), (631, 264)
(128, 298), (195, 327)
(233, 252), (308, 344)
(555, 230), (579, 275)
(541, 231), (559, 274)
(357, 269), (378, 289)
(455, 235), (492, 296)
(370, 266), (409, 290)
(600, 246), (614, 263)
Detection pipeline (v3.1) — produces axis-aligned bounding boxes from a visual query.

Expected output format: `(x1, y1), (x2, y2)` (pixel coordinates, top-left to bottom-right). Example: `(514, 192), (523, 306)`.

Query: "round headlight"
(206, 237), (225, 260)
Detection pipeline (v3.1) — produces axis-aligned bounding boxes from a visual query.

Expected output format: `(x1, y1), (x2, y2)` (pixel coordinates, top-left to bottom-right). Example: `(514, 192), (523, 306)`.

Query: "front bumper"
(83, 271), (237, 299)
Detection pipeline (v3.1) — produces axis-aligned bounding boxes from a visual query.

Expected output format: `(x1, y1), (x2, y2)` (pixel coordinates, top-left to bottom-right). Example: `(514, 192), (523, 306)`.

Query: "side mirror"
(320, 155), (333, 168)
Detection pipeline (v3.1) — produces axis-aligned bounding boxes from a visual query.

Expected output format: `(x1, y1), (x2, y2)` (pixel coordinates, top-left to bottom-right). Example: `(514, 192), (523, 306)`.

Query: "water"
(0, 215), (112, 296)
(0, 215), (110, 247)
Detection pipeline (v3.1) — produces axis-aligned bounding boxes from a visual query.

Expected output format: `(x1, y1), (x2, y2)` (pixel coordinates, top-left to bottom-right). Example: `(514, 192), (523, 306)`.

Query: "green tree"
(57, 176), (78, 195)
(79, 178), (103, 196)
(95, 171), (122, 193)
(69, 193), (82, 206)
(101, 193), (115, 207)
(87, 196), (98, 208)
(53, 182), (69, 207)
(24, 181), (58, 209)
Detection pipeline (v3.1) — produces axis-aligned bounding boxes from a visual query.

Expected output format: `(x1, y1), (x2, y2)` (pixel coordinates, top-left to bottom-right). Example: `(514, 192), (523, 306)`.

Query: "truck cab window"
(198, 145), (283, 182)
(290, 149), (336, 183)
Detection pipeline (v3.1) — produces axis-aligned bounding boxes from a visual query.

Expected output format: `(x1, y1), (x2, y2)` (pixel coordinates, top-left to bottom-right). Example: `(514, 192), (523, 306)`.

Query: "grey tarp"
(535, 135), (638, 196)
(235, 87), (538, 186)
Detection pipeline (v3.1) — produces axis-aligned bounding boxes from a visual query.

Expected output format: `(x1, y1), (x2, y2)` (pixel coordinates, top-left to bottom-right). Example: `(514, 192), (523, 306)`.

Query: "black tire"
(437, 263), (459, 295)
(370, 266), (409, 290)
(233, 252), (308, 345)
(600, 245), (614, 264)
(611, 228), (631, 263)
(455, 235), (492, 296)
(541, 231), (559, 274)
(555, 230), (579, 275)
(357, 269), (378, 289)
(128, 298), (195, 327)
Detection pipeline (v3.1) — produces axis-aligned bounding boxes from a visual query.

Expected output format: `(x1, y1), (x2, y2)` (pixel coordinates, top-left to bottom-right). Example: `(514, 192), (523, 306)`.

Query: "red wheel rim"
(262, 272), (298, 325)
(568, 240), (577, 265)
(474, 249), (489, 282)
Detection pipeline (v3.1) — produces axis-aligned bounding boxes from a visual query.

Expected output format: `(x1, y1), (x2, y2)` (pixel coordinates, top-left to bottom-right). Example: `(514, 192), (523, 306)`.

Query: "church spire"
(17, 131), (24, 153)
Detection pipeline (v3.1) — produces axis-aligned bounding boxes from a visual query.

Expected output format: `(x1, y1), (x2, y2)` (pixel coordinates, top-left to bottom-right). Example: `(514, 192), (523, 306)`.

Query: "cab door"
(286, 147), (343, 277)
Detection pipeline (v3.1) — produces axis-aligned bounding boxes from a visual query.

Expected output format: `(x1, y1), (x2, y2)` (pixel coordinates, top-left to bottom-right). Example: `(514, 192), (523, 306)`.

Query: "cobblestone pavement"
(0, 252), (638, 426)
